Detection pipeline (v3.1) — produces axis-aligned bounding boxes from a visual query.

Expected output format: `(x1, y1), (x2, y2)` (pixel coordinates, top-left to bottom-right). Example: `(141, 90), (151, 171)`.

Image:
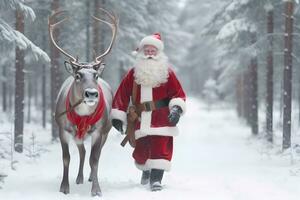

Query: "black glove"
(168, 106), (183, 125)
(112, 119), (124, 134)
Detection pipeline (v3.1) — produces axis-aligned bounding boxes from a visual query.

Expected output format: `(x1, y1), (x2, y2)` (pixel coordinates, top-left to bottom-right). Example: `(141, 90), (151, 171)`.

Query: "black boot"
(150, 169), (164, 191)
(140, 170), (150, 185)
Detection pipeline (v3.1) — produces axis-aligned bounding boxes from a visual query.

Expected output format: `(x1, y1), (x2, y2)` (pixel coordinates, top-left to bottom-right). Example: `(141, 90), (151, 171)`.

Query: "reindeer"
(48, 9), (117, 196)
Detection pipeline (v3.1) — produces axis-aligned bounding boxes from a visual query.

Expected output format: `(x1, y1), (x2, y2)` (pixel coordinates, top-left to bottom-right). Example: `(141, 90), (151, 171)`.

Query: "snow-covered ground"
(1, 98), (300, 200)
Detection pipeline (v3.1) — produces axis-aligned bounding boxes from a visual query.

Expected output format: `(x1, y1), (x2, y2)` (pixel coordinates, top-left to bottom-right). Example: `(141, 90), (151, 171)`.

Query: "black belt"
(137, 98), (170, 112)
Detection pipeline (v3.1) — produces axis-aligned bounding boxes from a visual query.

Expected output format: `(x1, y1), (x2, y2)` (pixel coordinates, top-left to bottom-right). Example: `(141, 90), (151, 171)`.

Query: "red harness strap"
(66, 86), (106, 139)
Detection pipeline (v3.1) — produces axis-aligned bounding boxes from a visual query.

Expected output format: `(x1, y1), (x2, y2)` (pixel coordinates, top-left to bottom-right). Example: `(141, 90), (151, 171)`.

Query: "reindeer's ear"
(64, 61), (74, 75)
(64, 61), (79, 75)
(94, 62), (106, 76)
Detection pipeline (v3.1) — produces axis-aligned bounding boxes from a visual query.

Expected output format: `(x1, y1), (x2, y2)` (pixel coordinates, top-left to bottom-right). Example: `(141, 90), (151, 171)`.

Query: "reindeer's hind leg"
(59, 129), (70, 194)
(76, 143), (85, 184)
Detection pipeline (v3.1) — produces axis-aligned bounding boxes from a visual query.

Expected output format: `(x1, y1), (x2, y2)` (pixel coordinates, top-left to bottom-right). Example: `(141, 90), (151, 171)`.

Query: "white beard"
(134, 52), (169, 88)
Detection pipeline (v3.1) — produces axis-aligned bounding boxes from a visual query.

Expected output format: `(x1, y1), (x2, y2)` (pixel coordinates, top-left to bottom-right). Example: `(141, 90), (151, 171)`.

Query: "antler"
(92, 8), (118, 63)
(48, 10), (77, 62)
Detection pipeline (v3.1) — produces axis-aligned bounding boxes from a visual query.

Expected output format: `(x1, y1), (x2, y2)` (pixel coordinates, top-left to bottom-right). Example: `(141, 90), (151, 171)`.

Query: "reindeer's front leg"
(76, 143), (85, 184)
(89, 134), (102, 197)
(59, 130), (70, 194)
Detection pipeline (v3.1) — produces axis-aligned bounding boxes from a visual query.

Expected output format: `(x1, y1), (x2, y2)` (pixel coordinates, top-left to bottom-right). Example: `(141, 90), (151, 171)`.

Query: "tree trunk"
(243, 70), (251, 124)
(266, 10), (274, 143)
(119, 60), (127, 81)
(42, 63), (46, 128)
(86, 0), (91, 62)
(27, 73), (32, 123)
(33, 70), (38, 108)
(42, 31), (47, 128)
(93, 0), (100, 56)
(236, 73), (244, 117)
(50, 0), (61, 140)
(14, 9), (25, 153)
(8, 78), (13, 113)
(2, 65), (7, 112)
(282, 1), (294, 150)
(93, 0), (106, 57)
(298, 35), (300, 125)
(100, 0), (106, 54)
(249, 32), (258, 135)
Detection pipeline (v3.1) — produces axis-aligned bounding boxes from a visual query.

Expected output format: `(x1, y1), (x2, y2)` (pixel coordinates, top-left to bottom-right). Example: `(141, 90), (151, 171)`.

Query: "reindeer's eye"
(75, 73), (81, 82)
(94, 73), (99, 80)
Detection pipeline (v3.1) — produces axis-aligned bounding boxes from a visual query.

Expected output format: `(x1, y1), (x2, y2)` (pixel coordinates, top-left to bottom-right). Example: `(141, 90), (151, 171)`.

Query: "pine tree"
(0, 0), (50, 152)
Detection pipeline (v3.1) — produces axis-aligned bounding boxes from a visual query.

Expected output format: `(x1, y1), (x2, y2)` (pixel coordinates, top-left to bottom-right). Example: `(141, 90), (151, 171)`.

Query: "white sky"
(177, 0), (187, 8)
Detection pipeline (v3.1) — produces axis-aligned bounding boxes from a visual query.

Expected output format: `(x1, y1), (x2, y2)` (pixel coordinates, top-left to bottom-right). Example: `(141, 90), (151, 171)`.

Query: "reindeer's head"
(49, 8), (118, 107)
(67, 63), (102, 106)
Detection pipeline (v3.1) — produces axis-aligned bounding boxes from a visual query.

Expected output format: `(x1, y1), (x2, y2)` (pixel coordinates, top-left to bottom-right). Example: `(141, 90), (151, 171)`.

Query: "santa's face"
(143, 45), (158, 58)
(134, 46), (169, 88)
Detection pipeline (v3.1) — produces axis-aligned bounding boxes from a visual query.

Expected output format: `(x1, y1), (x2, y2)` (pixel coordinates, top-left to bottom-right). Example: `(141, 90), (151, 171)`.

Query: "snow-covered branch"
(0, 19), (50, 62)
(216, 18), (256, 41)
(0, 0), (36, 21)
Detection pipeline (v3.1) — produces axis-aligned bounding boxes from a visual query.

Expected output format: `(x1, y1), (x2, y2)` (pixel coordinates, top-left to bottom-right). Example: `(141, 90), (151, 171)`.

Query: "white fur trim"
(140, 111), (152, 131)
(145, 159), (171, 171)
(111, 109), (127, 124)
(139, 36), (164, 51)
(140, 85), (152, 131)
(134, 159), (171, 171)
(135, 126), (179, 140)
(135, 162), (149, 171)
(169, 98), (186, 115)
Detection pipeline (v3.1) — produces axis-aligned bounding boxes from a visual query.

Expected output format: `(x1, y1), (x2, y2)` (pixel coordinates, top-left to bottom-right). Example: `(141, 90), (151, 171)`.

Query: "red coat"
(111, 67), (186, 140)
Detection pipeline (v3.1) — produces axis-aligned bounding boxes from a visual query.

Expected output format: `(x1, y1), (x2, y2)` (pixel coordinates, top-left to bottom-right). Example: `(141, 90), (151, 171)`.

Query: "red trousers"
(133, 135), (173, 165)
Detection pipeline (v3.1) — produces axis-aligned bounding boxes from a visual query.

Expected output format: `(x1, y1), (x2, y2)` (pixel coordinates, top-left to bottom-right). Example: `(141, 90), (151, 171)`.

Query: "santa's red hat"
(132, 33), (164, 56)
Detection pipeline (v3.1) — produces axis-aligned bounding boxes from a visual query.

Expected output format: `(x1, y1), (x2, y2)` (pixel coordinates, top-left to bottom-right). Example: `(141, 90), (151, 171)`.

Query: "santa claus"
(111, 33), (186, 191)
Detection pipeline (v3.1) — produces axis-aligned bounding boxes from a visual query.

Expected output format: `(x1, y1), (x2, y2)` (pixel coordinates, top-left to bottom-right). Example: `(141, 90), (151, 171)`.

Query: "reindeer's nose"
(84, 89), (99, 99)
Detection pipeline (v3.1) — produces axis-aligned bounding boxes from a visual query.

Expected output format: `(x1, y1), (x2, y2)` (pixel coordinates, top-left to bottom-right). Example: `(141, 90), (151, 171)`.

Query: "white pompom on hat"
(132, 33), (164, 56)
(131, 47), (139, 56)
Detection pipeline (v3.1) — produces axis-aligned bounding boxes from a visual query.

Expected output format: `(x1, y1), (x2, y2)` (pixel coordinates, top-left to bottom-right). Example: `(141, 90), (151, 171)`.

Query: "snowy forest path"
(0, 98), (299, 200)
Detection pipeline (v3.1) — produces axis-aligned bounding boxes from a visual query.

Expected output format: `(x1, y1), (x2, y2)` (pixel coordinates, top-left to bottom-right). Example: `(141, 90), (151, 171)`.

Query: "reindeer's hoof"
(91, 191), (102, 197)
(76, 175), (84, 184)
(91, 185), (102, 197)
(60, 182), (70, 194)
